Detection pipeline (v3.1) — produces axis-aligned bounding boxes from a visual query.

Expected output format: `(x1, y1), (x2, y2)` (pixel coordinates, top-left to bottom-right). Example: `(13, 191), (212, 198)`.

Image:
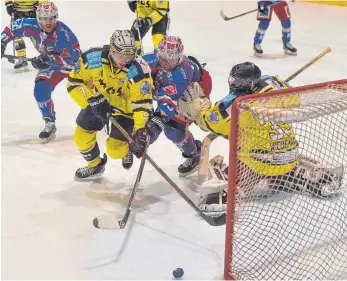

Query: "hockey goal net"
(224, 79), (347, 280)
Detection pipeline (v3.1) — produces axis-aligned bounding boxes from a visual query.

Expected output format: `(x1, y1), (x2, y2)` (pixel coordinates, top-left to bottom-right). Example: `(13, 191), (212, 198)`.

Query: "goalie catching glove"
(177, 82), (212, 121)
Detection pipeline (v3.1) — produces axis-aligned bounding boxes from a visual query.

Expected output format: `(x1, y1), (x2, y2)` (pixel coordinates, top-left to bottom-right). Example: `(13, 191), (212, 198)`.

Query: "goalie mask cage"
(224, 79), (347, 280)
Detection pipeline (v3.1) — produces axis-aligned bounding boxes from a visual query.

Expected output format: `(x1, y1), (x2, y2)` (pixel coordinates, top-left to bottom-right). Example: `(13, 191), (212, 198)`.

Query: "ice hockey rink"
(1, 1), (347, 279)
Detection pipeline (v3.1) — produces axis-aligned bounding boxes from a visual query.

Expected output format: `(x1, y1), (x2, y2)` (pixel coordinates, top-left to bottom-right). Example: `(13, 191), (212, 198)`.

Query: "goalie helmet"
(109, 30), (136, 69)
(36, 2), (58, 19)
(228, 62), (261, 92)
(158, 36), (184, 71)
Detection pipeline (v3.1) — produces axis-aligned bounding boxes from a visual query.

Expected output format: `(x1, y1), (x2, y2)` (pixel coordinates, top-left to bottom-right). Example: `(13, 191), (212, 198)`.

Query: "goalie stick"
(93, 135), (150, 230)
(94, 116), (226, 229)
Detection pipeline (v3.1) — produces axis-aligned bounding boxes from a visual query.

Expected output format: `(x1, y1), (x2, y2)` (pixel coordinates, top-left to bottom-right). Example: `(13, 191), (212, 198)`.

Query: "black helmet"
(228, 62), (261, 92)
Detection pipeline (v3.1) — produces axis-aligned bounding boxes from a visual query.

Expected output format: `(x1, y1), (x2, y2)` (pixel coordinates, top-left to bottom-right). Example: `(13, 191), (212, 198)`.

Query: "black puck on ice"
(173, 268), (184, 279)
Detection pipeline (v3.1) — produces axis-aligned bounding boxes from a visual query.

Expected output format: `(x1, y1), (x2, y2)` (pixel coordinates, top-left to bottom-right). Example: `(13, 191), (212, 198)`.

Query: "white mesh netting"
(226, 82), (347, 280)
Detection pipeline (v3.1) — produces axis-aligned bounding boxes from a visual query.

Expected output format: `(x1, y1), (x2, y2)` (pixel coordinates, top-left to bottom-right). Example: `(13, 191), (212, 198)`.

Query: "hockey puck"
(93, 218), (100, 228)
(173, 268), (184, 278)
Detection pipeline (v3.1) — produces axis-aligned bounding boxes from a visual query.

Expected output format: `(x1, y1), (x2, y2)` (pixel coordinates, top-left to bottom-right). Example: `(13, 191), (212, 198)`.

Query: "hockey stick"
(2, 54), (32, 63)
(93, 135), (150, 230)
(285, 47), (331, 83)
(105, 117), (226, 227)
(197, 133), (219, 184)
(220, 1), (281, 21)
(135, 10), (144, 55)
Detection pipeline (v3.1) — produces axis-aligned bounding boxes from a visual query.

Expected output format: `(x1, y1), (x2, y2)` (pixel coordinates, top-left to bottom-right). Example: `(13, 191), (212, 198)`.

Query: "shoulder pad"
(81, 47), (103, 69)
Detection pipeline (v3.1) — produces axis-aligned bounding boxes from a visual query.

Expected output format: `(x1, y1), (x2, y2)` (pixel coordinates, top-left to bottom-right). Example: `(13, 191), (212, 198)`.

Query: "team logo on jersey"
(163, 84), (177, 95)
(207, 111), (219, 124)
(86, 51), (102, 69)
(118, 79), (125, 85)
(140, 81), (151, 94)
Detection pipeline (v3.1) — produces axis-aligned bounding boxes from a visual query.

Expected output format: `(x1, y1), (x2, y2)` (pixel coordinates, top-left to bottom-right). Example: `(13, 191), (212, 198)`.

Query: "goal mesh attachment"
(224, 79), (347, 280)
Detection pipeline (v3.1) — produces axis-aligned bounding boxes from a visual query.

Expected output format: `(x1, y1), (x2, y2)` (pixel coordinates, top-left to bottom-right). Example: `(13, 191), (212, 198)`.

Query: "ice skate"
(253, 43), (263, 57)
(39, 119), (56, 143)
(178, 141), (201, 177)
(75, 154), (108, 180)
(283, 42), (297, 55)
(14, 57), (29, 73)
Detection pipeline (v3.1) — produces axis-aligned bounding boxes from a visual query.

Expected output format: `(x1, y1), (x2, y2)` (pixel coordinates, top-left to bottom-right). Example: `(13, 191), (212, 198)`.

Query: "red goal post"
(224, 79), (347, 280)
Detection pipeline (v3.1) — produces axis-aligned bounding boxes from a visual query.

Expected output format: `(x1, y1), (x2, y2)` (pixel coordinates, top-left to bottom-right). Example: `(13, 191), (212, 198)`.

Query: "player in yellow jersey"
(4, 0), (44, 71)
(67, 30), (163, 180)
(128, 0), (169, 54)
(189, 62), (343, 219)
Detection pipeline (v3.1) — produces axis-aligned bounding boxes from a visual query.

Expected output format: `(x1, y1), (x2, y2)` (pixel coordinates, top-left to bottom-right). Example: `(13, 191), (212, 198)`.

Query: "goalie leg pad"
(291, 155), (344, 197)
(198, 178), (228, 218)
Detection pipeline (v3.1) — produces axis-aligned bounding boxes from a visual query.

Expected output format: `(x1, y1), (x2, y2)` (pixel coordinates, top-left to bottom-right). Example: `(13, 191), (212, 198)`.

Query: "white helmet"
(36, 2), (58, 19)
(110, 30), (136, 56)
(109, 30), (136, 68)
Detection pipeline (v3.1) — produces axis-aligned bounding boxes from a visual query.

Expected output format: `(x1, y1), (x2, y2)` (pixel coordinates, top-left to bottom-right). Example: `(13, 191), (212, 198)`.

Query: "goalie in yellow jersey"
(128, 0), (169, 55)
(187, 62), (344, 219)
(4, 0), (44, 71)
(67, 30), (163, 180)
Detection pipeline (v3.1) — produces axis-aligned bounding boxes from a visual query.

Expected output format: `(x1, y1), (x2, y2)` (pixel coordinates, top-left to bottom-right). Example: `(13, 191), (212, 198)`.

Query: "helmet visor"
(110, 48), (135, 68)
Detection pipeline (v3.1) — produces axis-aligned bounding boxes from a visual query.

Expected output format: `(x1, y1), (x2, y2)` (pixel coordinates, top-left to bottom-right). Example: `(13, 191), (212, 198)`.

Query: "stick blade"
(93, 216), (123, 230)
(220, 10), (227, 20)
(205, 213), (226, 226)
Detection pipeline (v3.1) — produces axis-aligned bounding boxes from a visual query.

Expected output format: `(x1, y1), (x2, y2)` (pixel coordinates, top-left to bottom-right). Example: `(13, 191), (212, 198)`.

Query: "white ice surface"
(1, 1), (347, 279)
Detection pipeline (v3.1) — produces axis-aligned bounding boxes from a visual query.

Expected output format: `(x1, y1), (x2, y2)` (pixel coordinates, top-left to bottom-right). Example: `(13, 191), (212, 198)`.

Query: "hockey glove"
(137, 18), (152, 33)
(258, 1), (271, 15)
(6, 1), (14, 16)
(130, 128), (149, 158)
(146, 116), (165, 145)
(88, 95), (112, 124)
(127, 0), (137, 13)
(1, 41), (7, 58)
(31, 55), (52, 70)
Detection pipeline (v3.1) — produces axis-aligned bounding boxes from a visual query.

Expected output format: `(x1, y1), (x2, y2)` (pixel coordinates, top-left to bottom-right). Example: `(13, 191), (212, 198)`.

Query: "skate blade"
(14, 66), (30, 73)
(254, 51), (263, 58)
(284, 50), (297, 56)
(179, 166), (199, 178)
(74, 173), (104, 181)
(40, 133), (56, 144)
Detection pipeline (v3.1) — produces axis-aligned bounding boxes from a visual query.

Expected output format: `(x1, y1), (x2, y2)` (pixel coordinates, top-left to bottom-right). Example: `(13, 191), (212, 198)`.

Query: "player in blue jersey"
(254, 0), (297, 56)
(1, 1), (82, 142)
(142, 35), (212, 176)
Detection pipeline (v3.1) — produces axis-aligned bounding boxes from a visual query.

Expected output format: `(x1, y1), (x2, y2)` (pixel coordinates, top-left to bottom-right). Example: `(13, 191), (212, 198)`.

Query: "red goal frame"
(224, 78), (347, 280)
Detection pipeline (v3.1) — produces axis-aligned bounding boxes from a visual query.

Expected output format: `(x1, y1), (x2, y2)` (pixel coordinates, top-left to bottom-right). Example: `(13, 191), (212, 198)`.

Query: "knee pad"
(281, 19), (291, 29)
(258, 20), (270, 30)
(152, 33), (164, 49)
(106, 137), (129, 159)
(74, 125), (98, 152)
(34, 79), (54, 102)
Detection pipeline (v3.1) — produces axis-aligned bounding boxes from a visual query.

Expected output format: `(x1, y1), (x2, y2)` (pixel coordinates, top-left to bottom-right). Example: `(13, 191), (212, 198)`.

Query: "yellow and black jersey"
(5, 0), (43, 12)
(196, 75), (300, 176)
(136, 0), (169, 25)
(67, 46), (154, 131)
